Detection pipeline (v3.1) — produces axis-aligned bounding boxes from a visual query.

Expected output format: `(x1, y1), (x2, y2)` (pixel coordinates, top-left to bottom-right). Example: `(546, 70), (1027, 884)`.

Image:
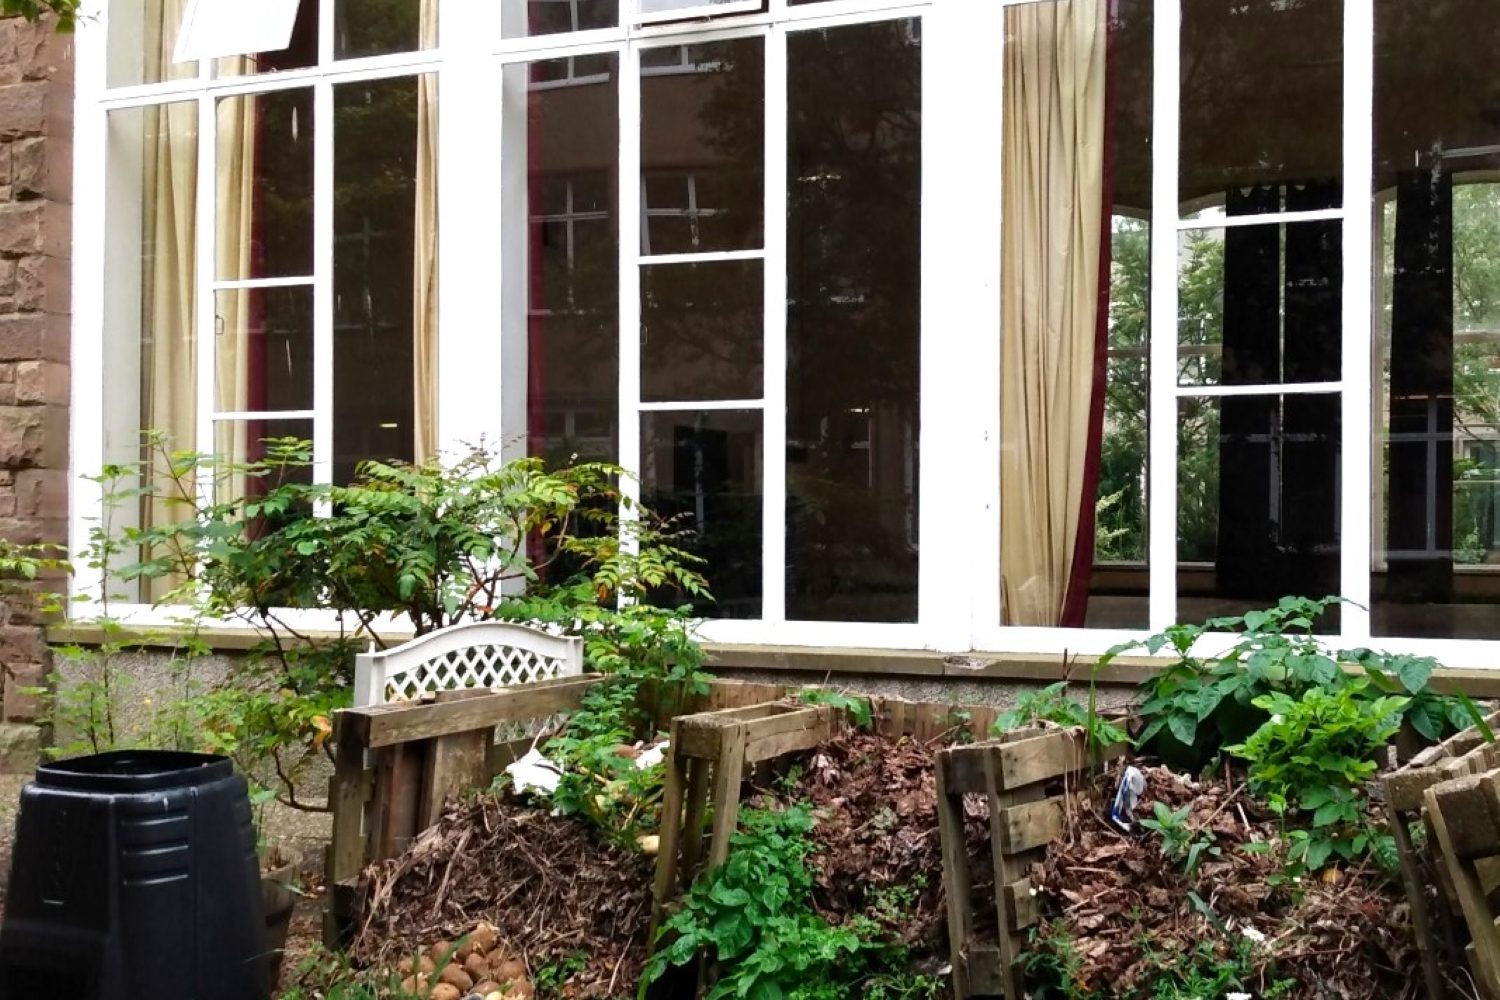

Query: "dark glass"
(504, 0), (617, 39)
(1176, 213), (1343, 389)
(640, 37), (764, 255)
(786, 19), (919, 623)
(1372, 0), (1500, 639)
(214, 286), (314, 413)
(640, 410), (763, 618)
(336, 0), (430, 59)
(1177, 395), (1341, 630)
(216, 89), (315, 280)
(212, 419), (315, 504)
(333, 76), (431, 483)
(1179, 0), (1342, 214)
(642, 261), (763, 402)
(512, 57), (620, 466)
(217, 0), (319, 77)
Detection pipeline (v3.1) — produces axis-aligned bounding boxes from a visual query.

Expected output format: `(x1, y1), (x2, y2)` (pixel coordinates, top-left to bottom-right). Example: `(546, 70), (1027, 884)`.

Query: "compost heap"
(352, 796), (655, 999)
(1032, 764), (1420, 1000)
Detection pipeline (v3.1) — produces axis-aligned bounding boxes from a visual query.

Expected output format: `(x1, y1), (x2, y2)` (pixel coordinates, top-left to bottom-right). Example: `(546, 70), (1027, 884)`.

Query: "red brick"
(0, 199), (40, 253)
(14, 360), (65, 405)
(2, 656), (46, 723)
(0, 404), (65, 467)
(14, 254), (65, 313)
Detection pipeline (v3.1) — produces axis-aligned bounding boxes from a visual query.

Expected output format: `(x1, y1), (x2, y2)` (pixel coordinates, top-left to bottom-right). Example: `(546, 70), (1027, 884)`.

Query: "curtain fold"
(413, 0), (440, 465)
(214, 84), (257, 501)
(999, 0), (1108, 627)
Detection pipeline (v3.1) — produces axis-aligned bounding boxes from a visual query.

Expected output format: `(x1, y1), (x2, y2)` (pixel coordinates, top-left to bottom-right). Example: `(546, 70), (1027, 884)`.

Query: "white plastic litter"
(505, 748), (564, 795)
(635, 740), (669, 769)
(1109, 765), (1148, 831)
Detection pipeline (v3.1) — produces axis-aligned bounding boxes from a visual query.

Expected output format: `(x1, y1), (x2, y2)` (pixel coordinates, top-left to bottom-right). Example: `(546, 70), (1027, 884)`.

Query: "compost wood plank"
(1431, 773), (1500, 861)
(416, 692), (494, 829)
(1004, 879), (1039, 931)
(999, 797), (1066, 855)
(743, 711), (830, 764)
(986, 747), (1045, 1000)
(934, 750), (974, 999)
(650, 720), (690, 940)
(350, 675), (604, 748)
(705, 723), (749, 872)
(680, 756), (711, 882)
(324, 716), (370, 947)
(371, 742), (422, 862)
(1428, 781), (1500, 997)
(1389, 806), (1448, 1000)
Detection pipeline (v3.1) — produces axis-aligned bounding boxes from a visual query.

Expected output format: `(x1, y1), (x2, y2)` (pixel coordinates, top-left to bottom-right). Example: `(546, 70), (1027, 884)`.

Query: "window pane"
(333, 75), (435, 483)
(787, 18), (919, 623)
(215, 0), (318, 77)
(1175, 214), (1343, 389)
(1177, 395), (1341, 629)
(998, 1), (1151, 628)
(641, 37), (764, 256)
(505, 57), (620, 465)
(216, 89), (314, 280)
(642, 261), (763, 402)
(214, 285), (314, 413)
(641, 410), (763, 618)
(212, 419), (314, 505)
(107, 0), (198, 88)
(103, 102), (199, 603)
(1180, 0), (1342, 216)
(336, 0), (433, 59)
(1372, 0), (1500, 639)
(503, 0), (617, 40)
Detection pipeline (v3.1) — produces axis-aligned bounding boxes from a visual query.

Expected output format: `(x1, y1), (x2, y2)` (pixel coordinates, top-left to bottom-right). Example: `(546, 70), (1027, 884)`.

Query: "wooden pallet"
(649, 700), (837, 937)
(1380, 711), (1500, 1000)
(934, 728), (1109, 999)
(1425, 767), (1500, 1000)
(323, 674), (606, 946)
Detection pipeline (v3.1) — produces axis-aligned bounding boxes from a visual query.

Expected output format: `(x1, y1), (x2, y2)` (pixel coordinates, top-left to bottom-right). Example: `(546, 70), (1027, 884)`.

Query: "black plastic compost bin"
(0, 750), (268, 1000)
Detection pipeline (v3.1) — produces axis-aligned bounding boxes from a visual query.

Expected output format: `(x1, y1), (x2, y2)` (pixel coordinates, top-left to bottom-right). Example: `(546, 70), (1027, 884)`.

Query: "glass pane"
(641, 410), (763, 618)
(503, 0), (617, 40)
(215, 0), (318, 77)
(1177, 395), (1341, 629)
(333, 75), (434, 483)
(212, 419), (314, 505)
(642, 261), (762, 402)
(214, 285), (314, 413)
(787, 18), (921, 624)
(1175, 215), (1343, 388)
(216, 89), (315, 281)
(104, 102), (199, 603)
(107, 0), (198, 88)
(1180, 0), (1342, 216)
(1373, 0), (1500, 638)
(641, 37), (764, 256)
(336, 0), (433, 59)
(998, 1), (1151, 628)
(505, 57), (620, 465)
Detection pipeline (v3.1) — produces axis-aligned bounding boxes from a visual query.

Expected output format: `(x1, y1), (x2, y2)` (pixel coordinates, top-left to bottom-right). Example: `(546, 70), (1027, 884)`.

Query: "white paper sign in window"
(174, 0), (303, 63)
(636, 0), (762, 25)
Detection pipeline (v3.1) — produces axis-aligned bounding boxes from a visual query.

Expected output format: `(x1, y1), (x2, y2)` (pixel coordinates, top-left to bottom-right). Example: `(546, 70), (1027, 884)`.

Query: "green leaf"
(1167, 712), (1198, 747)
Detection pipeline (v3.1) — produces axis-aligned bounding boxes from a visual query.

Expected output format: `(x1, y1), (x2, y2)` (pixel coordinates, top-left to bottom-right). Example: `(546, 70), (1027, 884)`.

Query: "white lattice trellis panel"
(385, 645), (572, 703)
(354, 621), (585, 708)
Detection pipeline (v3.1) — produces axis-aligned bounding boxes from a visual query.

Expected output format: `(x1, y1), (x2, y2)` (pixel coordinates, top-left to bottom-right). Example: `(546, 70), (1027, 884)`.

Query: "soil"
(1032, 764), (1422, 1000)
(352, 795), (656, 999)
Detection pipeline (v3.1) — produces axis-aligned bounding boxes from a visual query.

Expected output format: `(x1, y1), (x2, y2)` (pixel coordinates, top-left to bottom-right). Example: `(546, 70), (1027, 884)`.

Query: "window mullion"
(762, 25), (789, 625)
(618, 43), (644, 558)
(1147, 0), (1182, 631)
(313, 78), (335, 489)
(195, 91), (217, 506)
(1340, 0), (1376, 641)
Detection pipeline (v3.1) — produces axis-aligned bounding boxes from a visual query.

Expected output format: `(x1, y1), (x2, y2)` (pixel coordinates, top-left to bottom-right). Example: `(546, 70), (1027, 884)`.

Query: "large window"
(95, 0), (437, 601)
(500, 2), (924, 629)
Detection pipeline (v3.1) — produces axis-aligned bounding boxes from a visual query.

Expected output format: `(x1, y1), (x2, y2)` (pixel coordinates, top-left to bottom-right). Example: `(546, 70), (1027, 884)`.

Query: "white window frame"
(72, 0), (1500, 668)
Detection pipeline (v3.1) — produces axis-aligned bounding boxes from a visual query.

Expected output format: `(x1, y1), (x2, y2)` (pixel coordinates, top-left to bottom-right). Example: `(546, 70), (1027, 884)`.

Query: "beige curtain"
(214, 87), (257, 499)
(999, 0), (1107, 627)
(413, 0), (440, 465)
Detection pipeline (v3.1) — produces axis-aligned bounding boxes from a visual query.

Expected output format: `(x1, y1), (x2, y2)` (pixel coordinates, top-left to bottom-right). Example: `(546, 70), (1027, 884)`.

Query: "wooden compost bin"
(323, 674), (607, 945)
(935, 728), (1115, 1000)
(1381, 710), (1500, 1000)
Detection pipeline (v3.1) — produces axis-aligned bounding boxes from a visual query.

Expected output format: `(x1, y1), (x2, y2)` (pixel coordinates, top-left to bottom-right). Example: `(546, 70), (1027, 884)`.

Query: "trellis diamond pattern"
(385, 644), (569, 703)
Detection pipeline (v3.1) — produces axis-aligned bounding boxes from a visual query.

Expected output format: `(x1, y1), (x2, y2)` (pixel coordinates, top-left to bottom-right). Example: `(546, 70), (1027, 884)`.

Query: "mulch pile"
(351, 795), (655, 998)
(1032, 764), (1421, 1000)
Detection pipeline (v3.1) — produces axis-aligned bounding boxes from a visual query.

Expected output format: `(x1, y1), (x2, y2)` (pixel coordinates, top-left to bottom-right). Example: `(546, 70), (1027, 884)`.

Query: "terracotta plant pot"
(260, 845), (302, 991)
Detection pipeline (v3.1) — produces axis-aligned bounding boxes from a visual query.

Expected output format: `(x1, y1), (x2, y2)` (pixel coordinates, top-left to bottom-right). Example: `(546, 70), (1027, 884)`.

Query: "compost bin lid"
(35, 750), (234, 793)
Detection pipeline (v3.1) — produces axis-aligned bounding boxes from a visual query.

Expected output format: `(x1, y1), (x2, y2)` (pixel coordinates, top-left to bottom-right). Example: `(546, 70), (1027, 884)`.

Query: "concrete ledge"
(44, 625), (1500, 698)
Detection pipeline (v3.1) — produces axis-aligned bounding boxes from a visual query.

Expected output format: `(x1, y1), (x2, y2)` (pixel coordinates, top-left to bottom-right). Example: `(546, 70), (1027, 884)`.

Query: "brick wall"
(0, 15), (72, 725)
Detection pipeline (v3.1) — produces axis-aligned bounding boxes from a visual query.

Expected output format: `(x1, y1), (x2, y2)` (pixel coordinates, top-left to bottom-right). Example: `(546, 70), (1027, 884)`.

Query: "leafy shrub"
(1138, 802), (1219, 875)
(645, 805), (938, 1000)
(1226, 683), (1407, 870)
(1106, 596), (1466, 771)
(995, 681), (1128, 753)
